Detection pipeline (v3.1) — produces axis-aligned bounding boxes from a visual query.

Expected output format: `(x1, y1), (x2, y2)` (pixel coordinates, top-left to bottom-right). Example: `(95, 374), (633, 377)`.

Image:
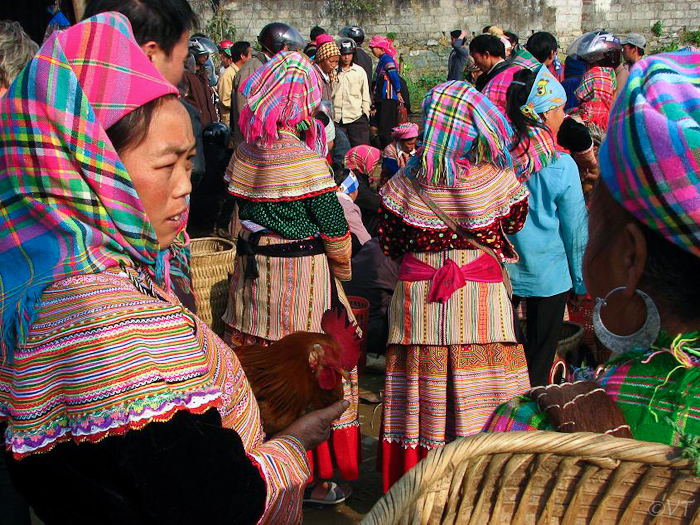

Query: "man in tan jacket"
(333, 38), (371, 147)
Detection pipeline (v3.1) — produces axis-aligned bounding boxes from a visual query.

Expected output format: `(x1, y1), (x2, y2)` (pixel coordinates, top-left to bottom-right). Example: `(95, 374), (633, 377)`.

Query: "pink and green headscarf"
(600, 51), (700, 258)
(415, 80), (513, 186)
(0, 13), (181, 358)
(345, 145), (381, 175)
(239, 51), (326, 153)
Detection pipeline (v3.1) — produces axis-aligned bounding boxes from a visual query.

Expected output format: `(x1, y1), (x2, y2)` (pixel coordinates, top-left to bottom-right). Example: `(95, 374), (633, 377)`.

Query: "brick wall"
(191, 0), (699, 78)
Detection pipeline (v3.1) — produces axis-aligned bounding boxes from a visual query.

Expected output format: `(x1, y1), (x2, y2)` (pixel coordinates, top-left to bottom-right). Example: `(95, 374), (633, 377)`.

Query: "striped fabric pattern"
(416, 81), (514, 186)
(227, 136), (337, 202)
(600, 51), (700, 258)
(387, 248), (518, 346)
(572, 65), (617, 131)
(380, 163), (528, 233)
(239, 51), (325, 152)
(482, 63), (560, 181)
(0, 13), (181, 358)
(0, 270), (222, 457)
(0, 268), (312, 521)
(223, 235), (356, 341)
(381, 341), (529, 453)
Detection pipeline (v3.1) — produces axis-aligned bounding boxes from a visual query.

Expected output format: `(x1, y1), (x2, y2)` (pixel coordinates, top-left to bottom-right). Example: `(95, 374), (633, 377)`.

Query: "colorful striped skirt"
(379, 342), (529, 492)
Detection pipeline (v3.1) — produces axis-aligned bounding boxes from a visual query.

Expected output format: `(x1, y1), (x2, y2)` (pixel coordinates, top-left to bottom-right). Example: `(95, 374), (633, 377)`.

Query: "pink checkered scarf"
(573, 66), (617, 130)
(240, 51), (326, 151)
(369, 35), (397, 59)
(345, 145), (381, 175)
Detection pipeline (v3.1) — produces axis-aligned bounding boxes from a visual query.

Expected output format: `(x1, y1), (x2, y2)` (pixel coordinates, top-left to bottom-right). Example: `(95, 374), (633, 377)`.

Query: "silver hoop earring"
(592, 287), (661, 356)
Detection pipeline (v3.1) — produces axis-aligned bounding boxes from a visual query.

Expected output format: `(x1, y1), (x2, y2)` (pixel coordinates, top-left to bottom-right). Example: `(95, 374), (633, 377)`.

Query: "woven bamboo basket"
(361, 431), (700, 525)
(190, 237), (235, 336)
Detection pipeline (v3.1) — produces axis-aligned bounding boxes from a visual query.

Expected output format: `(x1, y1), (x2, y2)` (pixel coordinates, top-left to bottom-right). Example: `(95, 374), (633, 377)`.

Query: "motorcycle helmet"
(338, 38), (357, 55)
(339, 25), (365, 45)
(218, 39), (234, 58)
(258, 23), (306, 55)
(567, 31), (621, 68)
(189, 35), (218, 57)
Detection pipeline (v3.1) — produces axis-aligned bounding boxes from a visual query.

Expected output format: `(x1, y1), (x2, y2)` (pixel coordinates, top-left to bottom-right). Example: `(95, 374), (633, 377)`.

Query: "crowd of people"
(1, 1), (700, 523)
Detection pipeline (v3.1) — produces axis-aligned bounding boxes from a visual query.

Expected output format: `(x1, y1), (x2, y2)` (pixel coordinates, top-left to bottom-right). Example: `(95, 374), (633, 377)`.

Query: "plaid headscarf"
(315, 39), (340, 83)
(600, 51), (700, 258)
(369, 35), (397, 59)
(511, 47), (541, 70)
(482, 61), (556, 180)
(0, 13), (181, 358)
(391, 122), (419, 140)
(345, 145), (381, 175)
(240, 51), (326, 153)
(573, 65), (617, 130)
(416, 80), (513, 186)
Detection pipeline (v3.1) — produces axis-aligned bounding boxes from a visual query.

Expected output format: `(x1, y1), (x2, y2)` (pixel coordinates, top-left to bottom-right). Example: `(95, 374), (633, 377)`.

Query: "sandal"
(303, 481), (346, 505)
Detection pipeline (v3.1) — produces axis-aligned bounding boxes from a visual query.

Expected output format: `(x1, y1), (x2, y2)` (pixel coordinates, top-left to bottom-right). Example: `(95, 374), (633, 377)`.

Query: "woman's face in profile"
(120, 98), (197, 249)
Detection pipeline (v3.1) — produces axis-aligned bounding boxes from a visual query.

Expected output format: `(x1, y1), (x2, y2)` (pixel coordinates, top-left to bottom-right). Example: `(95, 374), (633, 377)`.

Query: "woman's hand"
(275, 400), (349, 450)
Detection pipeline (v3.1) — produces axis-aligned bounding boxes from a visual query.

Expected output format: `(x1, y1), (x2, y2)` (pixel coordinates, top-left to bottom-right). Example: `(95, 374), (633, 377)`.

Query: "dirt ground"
(303, 370), (385, 524)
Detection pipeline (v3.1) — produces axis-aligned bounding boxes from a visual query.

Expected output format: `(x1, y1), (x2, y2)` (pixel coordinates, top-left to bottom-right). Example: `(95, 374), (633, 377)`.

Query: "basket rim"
(190, 236), (236, 255)
(361, 430), (693, 525)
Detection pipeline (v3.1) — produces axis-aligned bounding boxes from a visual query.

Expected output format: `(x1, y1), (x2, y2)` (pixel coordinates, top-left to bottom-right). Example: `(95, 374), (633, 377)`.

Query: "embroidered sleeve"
(500, 199), (529, 235)
(247, 436), (310, 525)
(305, 192), (352, 280)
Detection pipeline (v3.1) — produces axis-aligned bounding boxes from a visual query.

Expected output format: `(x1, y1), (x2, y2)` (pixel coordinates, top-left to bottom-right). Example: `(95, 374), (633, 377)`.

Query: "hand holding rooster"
(235, 306), (362, 435)
(275, 399), (350, 450)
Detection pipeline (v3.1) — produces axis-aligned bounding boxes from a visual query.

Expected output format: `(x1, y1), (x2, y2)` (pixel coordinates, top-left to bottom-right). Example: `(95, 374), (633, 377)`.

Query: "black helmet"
(339, 25), (365, 45)
(258, 22), (306, 55)
(338, 38), (357, 55)
(567, 31), (621, 68)
(189, 35), (217, 57)
(202, 122), (231, 148)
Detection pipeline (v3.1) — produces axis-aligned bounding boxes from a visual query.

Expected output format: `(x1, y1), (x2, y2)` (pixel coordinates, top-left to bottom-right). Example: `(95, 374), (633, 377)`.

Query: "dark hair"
(310, 26), (326, 41)
(505, 68), (549, 153)
(587, 183), (700, 323)
(106, 94), (177, 153)
(450, 29), (462, 39)
(504, 31), (519, 46)
(83, 0), (198, 56)
(638, 47), (645, 57)
(525, 31), (558, 63)
(469, 34), (506, 58)
(231, 41), (251, 62)
(482, 26), (492, 33)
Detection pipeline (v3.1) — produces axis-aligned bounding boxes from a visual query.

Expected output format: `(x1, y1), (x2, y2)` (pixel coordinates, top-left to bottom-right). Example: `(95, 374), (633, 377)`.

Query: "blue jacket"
(374, 54), (401, 101)
(507, 154), (588, 297)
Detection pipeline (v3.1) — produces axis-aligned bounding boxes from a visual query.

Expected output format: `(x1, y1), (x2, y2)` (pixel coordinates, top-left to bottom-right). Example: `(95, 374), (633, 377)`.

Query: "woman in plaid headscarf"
(504, 65), (588, 387)
(487, 52), (700, 450)
(377, 80), (530, 492)
(223, 51), (361, 502)
(0, 14), (343, 523)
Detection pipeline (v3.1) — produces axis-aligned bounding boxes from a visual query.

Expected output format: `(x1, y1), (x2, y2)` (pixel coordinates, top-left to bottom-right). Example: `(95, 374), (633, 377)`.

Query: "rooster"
(234, 307), (361, 435)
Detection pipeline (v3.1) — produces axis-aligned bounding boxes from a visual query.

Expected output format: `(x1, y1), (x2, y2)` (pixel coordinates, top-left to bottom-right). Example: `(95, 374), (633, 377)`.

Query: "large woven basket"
(361, 431), (700, 524)
(190, 237), (235, 336)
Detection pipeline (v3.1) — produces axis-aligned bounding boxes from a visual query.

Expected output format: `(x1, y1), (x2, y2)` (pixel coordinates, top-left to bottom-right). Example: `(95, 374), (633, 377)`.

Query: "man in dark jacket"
(447, 29), (469, 81)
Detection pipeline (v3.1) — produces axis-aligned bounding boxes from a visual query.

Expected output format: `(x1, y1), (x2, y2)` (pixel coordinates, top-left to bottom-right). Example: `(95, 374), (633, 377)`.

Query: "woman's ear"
(622, 222), (648, 298)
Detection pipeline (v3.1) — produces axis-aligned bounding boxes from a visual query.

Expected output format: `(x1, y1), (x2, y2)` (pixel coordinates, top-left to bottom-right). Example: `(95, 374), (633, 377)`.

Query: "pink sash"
(399, 253), (503, 303)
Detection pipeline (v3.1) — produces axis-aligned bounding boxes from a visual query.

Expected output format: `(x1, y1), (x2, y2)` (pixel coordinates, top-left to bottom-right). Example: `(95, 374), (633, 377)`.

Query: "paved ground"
(303, 370), (385, 524)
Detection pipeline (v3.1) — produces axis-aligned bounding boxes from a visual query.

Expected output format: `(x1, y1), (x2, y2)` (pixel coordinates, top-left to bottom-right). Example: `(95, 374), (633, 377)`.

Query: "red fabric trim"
(379, 439), (430, 493)
(306, 423), (361, 482)
(227, 186), (337, 203)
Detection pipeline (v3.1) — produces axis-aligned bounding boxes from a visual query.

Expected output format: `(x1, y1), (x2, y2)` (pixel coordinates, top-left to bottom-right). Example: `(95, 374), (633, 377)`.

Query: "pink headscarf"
(369, 35), (397, 59)
(345, 145), (381, 175)
(391, 122), (419, 141)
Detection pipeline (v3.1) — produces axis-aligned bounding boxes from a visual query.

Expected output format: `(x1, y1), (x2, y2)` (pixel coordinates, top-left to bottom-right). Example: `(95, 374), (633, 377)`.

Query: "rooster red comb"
(321, 307), (361, 370)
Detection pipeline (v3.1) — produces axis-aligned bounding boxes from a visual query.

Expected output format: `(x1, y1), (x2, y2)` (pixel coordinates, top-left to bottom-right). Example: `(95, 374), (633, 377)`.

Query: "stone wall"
(190, 0), (699, 78)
